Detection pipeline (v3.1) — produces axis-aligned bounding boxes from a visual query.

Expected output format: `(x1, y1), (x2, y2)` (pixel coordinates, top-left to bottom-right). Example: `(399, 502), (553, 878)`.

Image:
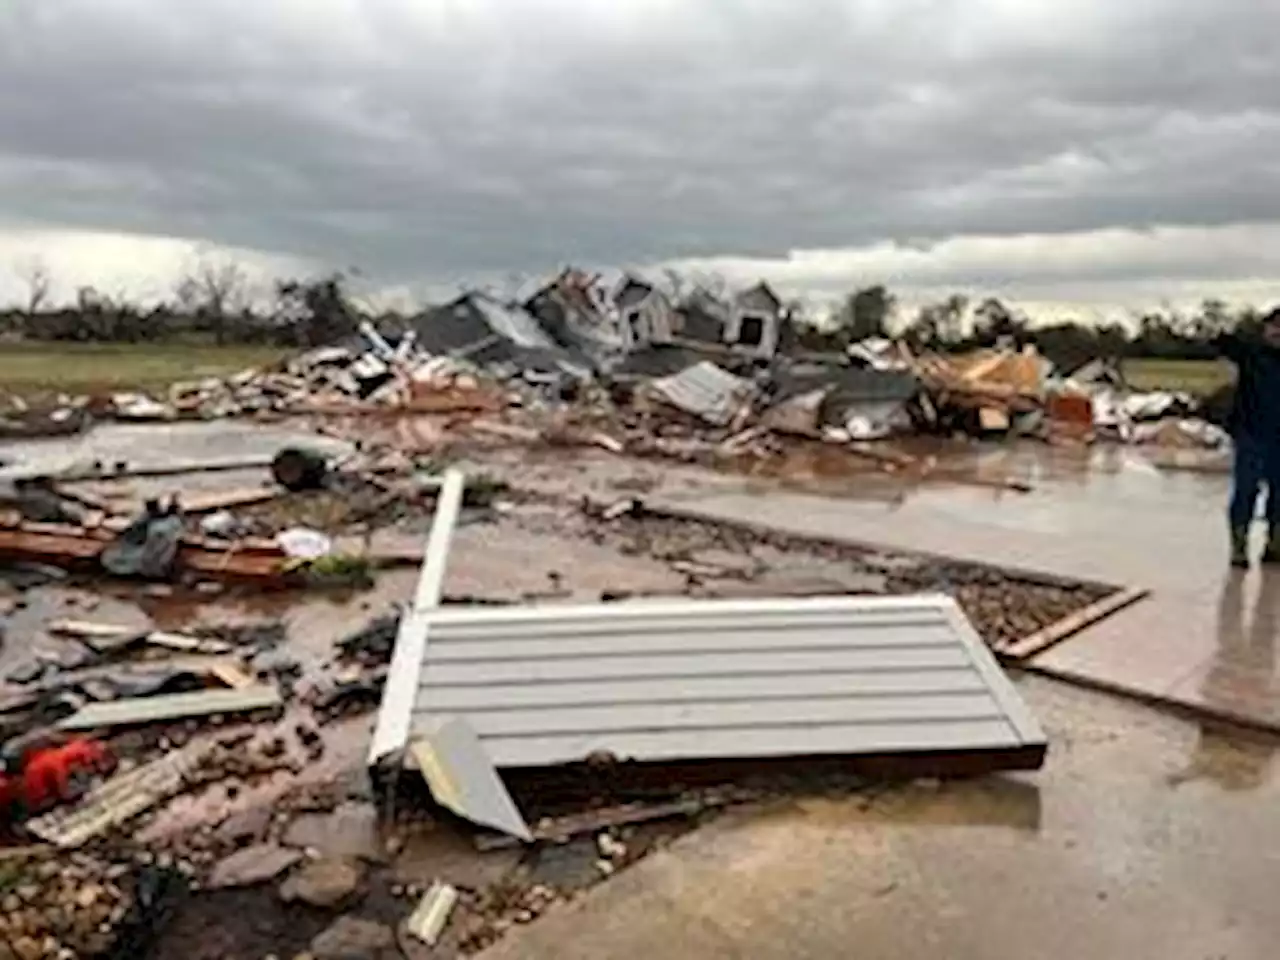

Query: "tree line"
(795, 284), (1267, 371)
(1, 257), (372, 348)
(1, 257), (1267, 372)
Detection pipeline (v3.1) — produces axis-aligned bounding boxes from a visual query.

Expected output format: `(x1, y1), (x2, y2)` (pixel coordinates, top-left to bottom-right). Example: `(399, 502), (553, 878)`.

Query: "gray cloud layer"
(2, 0), (1280, 285)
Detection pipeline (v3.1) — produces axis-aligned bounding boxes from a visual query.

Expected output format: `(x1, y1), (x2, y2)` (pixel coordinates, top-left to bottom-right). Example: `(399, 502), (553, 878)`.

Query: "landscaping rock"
(207, 844), (301, 889)
(216, 805), (273, 845)
(279, 857), (367, 910)
(283, 802), (383, 861)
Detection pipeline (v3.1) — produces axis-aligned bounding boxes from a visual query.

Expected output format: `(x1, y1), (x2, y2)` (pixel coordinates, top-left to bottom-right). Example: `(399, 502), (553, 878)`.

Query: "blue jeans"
(1229, 437), (1280, 529)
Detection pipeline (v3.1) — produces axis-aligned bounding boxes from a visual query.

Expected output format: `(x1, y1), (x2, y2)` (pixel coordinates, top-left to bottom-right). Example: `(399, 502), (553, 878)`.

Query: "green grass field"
(0, 341), (290, 399)
(1121, 358), (1235, 396)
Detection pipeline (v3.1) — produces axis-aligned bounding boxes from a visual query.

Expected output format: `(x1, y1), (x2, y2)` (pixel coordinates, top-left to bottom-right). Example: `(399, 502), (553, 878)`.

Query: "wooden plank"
(179, 487), (281, 514)
(52, 485), (111, 511)
(958, 353), (1008, 384)
(209, 661), (258, 690)
(0, 520), (288, 584)
(998, 587), (1149, 661)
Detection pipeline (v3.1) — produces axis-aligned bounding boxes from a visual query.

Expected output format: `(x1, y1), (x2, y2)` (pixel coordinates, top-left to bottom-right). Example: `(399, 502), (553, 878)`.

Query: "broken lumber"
(176, 487), (282, 514)
(0, 517), (291, 584)
(998, 586), (1149, 660)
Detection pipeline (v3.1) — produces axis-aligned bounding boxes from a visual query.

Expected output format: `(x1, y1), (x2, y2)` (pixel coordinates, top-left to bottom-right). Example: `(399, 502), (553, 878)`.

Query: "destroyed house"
(614, 276), (677, 350)
(410, 292), (559, 360)
(675, 289), (733, 346)
(524, 269), (628, 367)
(673, 282), (790, 361)
(726, 281), (785, 358)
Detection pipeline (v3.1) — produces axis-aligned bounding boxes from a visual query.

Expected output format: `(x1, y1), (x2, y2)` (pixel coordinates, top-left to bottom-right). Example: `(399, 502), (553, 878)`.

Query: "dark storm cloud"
(2, 0), (1280, 281)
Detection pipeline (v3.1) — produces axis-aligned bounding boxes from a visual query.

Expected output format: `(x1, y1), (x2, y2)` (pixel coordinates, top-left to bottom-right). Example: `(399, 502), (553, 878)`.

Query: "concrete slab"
(479, 677), (1280, 960)
(644, 444), (1280, 733)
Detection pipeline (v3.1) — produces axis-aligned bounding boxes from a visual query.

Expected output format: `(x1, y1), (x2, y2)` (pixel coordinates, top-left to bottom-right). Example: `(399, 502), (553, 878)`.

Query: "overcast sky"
(3, 0), (1280, 317)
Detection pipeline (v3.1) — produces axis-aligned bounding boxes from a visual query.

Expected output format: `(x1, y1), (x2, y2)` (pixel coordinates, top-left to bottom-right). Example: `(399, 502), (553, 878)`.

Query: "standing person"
(1216, 309), (1280, 567)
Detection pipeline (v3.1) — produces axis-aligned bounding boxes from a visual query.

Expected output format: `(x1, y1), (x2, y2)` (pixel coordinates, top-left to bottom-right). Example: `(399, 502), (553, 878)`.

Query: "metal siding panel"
(421, 646), (975, 686)
(426, 693), (1004, 738)
(477, 719), (1023, 767)
(419, 669), (987, 710)
(425, 623), (954, 660)
(382, 594), (1046, 771)
(424, 594), (955, 629)
(367, 469), (465, 764)
(647, 362), (752, 425)
(409, 716), (532, 840)
(425, 607), (951, 636)
(939, 600), (1048, 744)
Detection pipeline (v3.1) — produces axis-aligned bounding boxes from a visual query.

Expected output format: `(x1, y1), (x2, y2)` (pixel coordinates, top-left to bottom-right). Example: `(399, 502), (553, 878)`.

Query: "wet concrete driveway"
(481, 676), (1280, 960)
(633, 443), (1280, 735)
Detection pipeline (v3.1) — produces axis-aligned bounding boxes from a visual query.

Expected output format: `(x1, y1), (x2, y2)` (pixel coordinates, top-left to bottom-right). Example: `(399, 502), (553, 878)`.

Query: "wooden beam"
(998, 586), (1149, 661)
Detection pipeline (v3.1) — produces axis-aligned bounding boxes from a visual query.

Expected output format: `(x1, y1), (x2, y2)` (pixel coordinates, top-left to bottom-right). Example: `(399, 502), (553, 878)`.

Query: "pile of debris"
(0, 392), (91, 440)
(153, 328), (507, 422)
(4, 263), (1236, 473)
(846, 342), (1226, 452)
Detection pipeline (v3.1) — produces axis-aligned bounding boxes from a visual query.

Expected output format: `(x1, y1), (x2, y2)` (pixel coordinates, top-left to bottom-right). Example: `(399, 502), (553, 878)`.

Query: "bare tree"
(198, 258), (249, 316)
(176, 253), (250, 343)
(15, 255), (52, 315)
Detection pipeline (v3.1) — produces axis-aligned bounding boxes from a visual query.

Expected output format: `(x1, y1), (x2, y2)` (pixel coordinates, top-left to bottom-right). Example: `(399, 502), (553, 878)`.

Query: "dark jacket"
(1215, 334), (1280, 443)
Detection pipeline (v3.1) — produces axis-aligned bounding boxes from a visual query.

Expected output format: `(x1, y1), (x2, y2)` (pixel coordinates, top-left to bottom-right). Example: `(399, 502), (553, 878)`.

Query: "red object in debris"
(1047, 391), (1094, 427)
(1046, 391), (1095, 444)
(0, 737), (116, 819)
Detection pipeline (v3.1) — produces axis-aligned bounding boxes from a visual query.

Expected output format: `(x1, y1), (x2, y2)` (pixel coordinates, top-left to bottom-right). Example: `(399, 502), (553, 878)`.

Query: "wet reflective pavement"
(481, 676), (1280, 960)
(643, 442), (1280, 734)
